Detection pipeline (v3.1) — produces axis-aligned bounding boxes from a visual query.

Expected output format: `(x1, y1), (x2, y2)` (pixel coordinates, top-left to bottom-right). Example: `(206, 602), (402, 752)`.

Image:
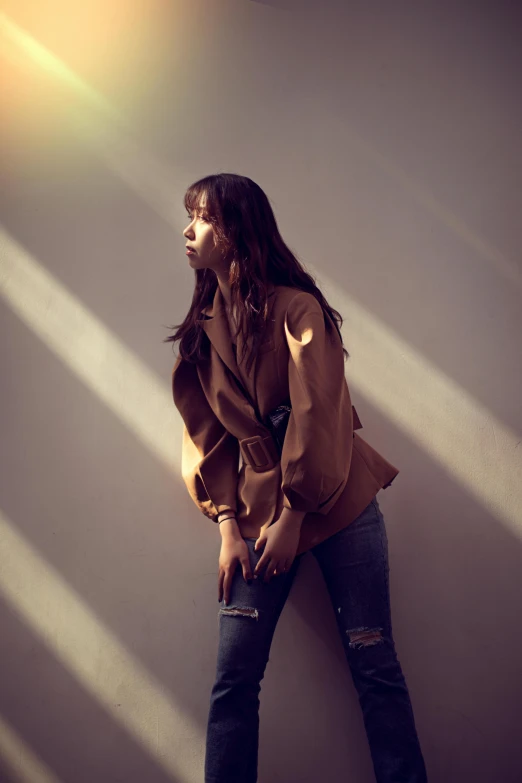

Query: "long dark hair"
(164, 173), (349, 374)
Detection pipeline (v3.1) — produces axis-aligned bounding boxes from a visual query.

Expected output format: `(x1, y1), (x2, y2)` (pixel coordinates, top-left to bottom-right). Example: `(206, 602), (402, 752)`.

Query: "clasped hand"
(253, 515), (301, 582)
(218, 510), (303, 604)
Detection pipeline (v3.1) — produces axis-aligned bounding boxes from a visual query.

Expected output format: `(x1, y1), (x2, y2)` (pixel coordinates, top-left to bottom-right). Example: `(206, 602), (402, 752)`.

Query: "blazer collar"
(198, 282), (275, 319)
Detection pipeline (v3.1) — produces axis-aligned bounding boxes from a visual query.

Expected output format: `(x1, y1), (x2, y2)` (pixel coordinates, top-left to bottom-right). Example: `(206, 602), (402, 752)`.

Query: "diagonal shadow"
(0, 593), (183, 783)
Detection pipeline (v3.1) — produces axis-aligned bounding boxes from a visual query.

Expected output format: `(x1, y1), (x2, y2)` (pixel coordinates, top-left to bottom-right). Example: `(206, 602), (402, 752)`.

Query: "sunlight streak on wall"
(0, 11), (182, 226)
(0, 714), (62, 783)
(0, 509), (199, 781)
(2, 10), (519, 289)
(322, 280), (522, 536)
(0, 11), (119, 121)
(0, 228), (181, 471)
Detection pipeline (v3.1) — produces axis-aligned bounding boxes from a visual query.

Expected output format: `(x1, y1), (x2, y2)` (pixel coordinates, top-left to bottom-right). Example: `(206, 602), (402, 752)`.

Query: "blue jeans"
(205, 495), (428, 783)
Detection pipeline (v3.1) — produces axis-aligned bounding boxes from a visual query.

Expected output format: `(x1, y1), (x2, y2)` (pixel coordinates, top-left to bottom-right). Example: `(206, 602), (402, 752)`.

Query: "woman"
(167, 173), (428, 783)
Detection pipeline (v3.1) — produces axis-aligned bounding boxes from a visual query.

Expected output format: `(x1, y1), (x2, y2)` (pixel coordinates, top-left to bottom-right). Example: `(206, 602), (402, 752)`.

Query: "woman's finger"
(240, 553), (253, 583)
(263, 558), (278, 583)
(254, 535), (266, 553)
(223, 567), (234, 606)
(276, 558), (291, 577)
(254, 547), (273, 578)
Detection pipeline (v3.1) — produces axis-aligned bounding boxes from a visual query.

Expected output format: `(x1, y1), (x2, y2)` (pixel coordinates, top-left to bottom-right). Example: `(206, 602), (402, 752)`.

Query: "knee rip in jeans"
(346, 626), (383, 649)
(220, 605), (259, 620)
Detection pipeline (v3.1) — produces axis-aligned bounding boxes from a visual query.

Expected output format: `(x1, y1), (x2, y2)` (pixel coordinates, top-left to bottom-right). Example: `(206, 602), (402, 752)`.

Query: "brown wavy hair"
(164, 173), (348, 374)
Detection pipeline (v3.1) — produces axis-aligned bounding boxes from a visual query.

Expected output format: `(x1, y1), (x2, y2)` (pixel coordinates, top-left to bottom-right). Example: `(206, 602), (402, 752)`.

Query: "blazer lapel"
(196, 283), (277, 426)
(197, 284), (242, 385)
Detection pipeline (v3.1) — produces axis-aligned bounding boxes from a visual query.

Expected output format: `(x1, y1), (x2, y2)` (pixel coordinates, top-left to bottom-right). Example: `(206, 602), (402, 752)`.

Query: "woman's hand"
(218, 532), (253, 605)
(254, 510), (304, 583)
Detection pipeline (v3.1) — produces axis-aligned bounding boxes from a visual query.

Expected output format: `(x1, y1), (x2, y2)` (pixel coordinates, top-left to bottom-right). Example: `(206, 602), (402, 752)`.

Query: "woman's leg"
(205, 538), (302, 783)
(311, 496), (428, 783)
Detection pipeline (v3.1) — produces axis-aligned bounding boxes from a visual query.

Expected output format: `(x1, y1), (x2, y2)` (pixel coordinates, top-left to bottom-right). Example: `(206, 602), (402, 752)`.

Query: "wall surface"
(1, 1), (521, 781)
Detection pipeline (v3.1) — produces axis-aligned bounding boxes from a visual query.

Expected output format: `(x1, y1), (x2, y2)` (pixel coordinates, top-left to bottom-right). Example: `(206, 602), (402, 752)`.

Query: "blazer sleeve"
(172, 355), (239, 522)
(280, 291), (354, 515)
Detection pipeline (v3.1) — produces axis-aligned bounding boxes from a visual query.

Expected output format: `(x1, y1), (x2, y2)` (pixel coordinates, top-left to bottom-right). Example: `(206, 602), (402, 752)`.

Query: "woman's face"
(183, 196), (229, 271)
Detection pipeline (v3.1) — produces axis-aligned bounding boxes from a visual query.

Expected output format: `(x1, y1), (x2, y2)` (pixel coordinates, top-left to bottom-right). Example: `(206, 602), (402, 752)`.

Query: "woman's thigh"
(215, 539), (302, 674)
(310, 496), (393, 644)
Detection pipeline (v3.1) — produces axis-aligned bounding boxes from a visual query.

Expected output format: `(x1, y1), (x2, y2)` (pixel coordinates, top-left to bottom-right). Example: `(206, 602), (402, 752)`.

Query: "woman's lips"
(186, 249), (195, 255)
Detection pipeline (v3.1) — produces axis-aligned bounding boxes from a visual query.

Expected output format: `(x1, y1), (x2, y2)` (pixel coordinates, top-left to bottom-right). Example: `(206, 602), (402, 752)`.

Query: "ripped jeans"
(205, 495), (428, 783)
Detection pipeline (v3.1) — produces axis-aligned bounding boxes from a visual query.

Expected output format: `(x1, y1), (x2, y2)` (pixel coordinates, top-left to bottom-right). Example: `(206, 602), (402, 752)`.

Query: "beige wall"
(1, 0), (521, 781)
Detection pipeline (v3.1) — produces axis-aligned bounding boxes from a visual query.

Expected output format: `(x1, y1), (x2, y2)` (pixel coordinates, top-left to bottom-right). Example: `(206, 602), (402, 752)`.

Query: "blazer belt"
(239, 406), (363, 473)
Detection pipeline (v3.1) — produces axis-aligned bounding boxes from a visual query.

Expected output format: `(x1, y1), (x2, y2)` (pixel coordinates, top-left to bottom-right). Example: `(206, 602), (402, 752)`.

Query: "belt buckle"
(240, 434), (278, 472)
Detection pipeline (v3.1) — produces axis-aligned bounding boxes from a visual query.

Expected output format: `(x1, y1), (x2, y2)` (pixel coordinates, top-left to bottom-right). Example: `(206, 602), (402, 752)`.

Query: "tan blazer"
(172, 283), (399, 555)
